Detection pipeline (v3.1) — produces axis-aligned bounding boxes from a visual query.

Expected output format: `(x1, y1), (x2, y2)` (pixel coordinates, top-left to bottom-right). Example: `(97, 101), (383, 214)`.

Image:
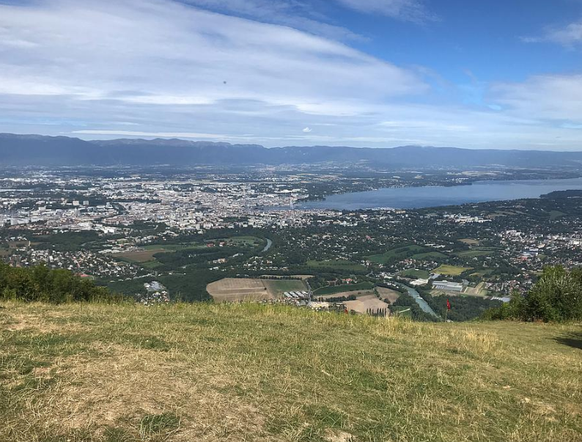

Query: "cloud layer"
(0, 0), (581, 150)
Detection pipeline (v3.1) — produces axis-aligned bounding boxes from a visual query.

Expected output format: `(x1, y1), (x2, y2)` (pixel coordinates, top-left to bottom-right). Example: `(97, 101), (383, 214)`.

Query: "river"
(397, 283), (439, 318)
(300, 177), (582, 210)
(262, 238), (273, 253)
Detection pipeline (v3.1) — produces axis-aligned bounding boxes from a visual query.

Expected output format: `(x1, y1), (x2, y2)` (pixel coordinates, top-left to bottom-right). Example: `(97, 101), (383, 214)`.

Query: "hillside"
(1, 302), (581, 442)
(2, 133), (582, 168)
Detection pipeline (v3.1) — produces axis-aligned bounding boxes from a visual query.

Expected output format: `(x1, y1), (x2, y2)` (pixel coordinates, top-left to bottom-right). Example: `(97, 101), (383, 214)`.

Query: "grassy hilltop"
(1, 302), (581, 442)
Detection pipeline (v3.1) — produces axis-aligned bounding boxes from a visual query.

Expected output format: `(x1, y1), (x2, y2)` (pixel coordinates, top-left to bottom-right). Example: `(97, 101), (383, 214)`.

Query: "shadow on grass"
(555, 332), (582, 350)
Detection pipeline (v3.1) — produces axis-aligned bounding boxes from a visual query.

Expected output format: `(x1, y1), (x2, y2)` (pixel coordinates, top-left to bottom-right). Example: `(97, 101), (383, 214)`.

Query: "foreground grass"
(0, 302), (581, 442)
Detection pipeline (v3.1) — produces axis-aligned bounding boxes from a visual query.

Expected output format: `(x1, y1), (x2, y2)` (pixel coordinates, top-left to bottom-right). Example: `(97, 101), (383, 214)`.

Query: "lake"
(299, 178), (582, 210)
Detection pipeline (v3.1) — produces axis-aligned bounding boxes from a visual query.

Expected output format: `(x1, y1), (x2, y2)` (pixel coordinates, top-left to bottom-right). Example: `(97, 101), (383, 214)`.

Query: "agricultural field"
(432, 282), (488, 297)
(459, 238), (480, 245)
(411, 251), (447, 260)
(343, 294), (388, 314)
(455, 247), (498, 258)
(399, 269), (430, 279)
(114, 236), (263, 266)
(376, 287), (401, 304)
(206, 278), (271, 303)
(115, 249), (163, 263)
(433, 264), (472, 276)
(306, 259), (367, 272)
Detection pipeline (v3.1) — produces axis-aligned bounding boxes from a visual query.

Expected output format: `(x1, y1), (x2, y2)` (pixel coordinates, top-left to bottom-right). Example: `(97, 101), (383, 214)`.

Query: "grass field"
(376, 287), (401, 304)
(224, 236), (264, 247)
(116, 249), (163, 263)
(367, 245), (427, 264)
(115, 236), (263, 266)
(434, 264), (472, 276)
(307, 260), (367, 272)
(1, 302), (581, 442)
(399, 269), (430, 279)
(411, 251), (447, 260)
(456, 247), (499, 258)
(459, 238), (480, 245)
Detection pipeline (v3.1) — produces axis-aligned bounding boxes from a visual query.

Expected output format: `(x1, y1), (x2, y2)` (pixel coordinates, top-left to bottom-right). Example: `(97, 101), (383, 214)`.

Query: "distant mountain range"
(2, 133), (582, 169)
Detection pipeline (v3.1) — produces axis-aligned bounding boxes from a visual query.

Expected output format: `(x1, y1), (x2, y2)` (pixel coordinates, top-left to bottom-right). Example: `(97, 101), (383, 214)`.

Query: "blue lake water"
(299, 178), (582, 210)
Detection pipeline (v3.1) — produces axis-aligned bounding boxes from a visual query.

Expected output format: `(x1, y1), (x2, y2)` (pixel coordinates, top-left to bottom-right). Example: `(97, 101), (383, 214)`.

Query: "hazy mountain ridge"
(2, 133), (582, 169)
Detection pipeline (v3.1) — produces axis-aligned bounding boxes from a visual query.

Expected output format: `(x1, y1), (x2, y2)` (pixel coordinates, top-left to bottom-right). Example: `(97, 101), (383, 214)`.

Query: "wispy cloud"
(522, 19), (582, 47)
(491, 74), (582, 123)
(72, 130), (227, 139)
(179, 0), (364, 41)
(334, 0), (436, 23)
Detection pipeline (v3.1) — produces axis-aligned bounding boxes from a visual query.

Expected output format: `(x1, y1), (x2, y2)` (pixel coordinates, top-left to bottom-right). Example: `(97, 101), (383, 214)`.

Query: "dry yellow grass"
(1, 302), (581, 442)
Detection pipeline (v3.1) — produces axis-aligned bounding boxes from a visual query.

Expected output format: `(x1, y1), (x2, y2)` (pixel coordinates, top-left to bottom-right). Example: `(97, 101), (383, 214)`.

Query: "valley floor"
(1, 302), (581, 442)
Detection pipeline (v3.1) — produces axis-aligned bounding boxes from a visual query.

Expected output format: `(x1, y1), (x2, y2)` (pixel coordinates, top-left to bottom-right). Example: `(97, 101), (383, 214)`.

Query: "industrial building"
(433, 280), (464, 292)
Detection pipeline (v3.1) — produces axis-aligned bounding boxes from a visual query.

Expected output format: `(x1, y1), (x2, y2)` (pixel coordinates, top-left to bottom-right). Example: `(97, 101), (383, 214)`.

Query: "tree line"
(0, 262), (123, 304)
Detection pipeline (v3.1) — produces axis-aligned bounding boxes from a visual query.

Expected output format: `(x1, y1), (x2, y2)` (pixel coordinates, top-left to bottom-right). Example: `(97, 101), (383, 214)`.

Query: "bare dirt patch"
(344, 295), (389, 314)
(376, 287), (401, 304)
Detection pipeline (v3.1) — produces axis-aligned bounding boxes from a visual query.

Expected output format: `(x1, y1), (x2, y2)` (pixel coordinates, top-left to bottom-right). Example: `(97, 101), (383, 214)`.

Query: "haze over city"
(1, 0), (582, 149)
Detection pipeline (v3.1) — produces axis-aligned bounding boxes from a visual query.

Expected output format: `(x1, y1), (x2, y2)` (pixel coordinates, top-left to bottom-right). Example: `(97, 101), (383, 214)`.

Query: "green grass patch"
(306, 260), (367, 272)
(411, 251), (447, 260)
(399, 269), (430, 279)
(367, 245), (427, 264)
(139, 413), (180, 440)
(456, 248), (498, 258)
(434, 264), (472, 276)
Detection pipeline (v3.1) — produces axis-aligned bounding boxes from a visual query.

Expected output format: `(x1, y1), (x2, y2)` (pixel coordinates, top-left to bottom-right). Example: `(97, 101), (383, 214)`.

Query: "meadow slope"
(1, 302), (581, 442)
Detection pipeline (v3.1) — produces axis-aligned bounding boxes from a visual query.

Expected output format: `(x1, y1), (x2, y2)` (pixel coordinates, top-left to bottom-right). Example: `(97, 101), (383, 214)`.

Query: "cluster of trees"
(0, 262), (122, 304)
(415, 288), (502, 322)
(392, 293), (438, 322)
(316, 294), (357, 303)
(485, 266), (582, 322)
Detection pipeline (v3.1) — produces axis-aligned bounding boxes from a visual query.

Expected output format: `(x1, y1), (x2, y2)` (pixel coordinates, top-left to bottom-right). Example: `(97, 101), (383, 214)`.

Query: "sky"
(1, 0), (582, 150)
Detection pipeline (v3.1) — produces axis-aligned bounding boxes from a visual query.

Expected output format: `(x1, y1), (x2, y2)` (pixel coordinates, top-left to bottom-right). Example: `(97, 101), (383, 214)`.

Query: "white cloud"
(0, 0), (581, 151)
(179, 0), (363, 41)
(491, 75), (582, 123)
(0, 0), (425, 108)
(522, 19), (582, 47)
(302, 127), (312, 133)
(334, 0), (435, 23)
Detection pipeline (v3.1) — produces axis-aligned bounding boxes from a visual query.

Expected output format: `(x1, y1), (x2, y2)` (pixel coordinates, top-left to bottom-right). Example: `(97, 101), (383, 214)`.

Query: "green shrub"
(0, 262), (123, 304)
(485, 266), (582, 322)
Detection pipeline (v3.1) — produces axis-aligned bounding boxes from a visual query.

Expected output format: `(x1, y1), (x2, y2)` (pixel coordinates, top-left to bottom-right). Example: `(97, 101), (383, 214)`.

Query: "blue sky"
(1, 0), (582, 149)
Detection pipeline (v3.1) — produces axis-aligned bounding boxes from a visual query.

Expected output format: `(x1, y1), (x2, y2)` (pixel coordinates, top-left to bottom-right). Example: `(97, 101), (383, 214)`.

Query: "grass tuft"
(139, 413), (181, 441)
